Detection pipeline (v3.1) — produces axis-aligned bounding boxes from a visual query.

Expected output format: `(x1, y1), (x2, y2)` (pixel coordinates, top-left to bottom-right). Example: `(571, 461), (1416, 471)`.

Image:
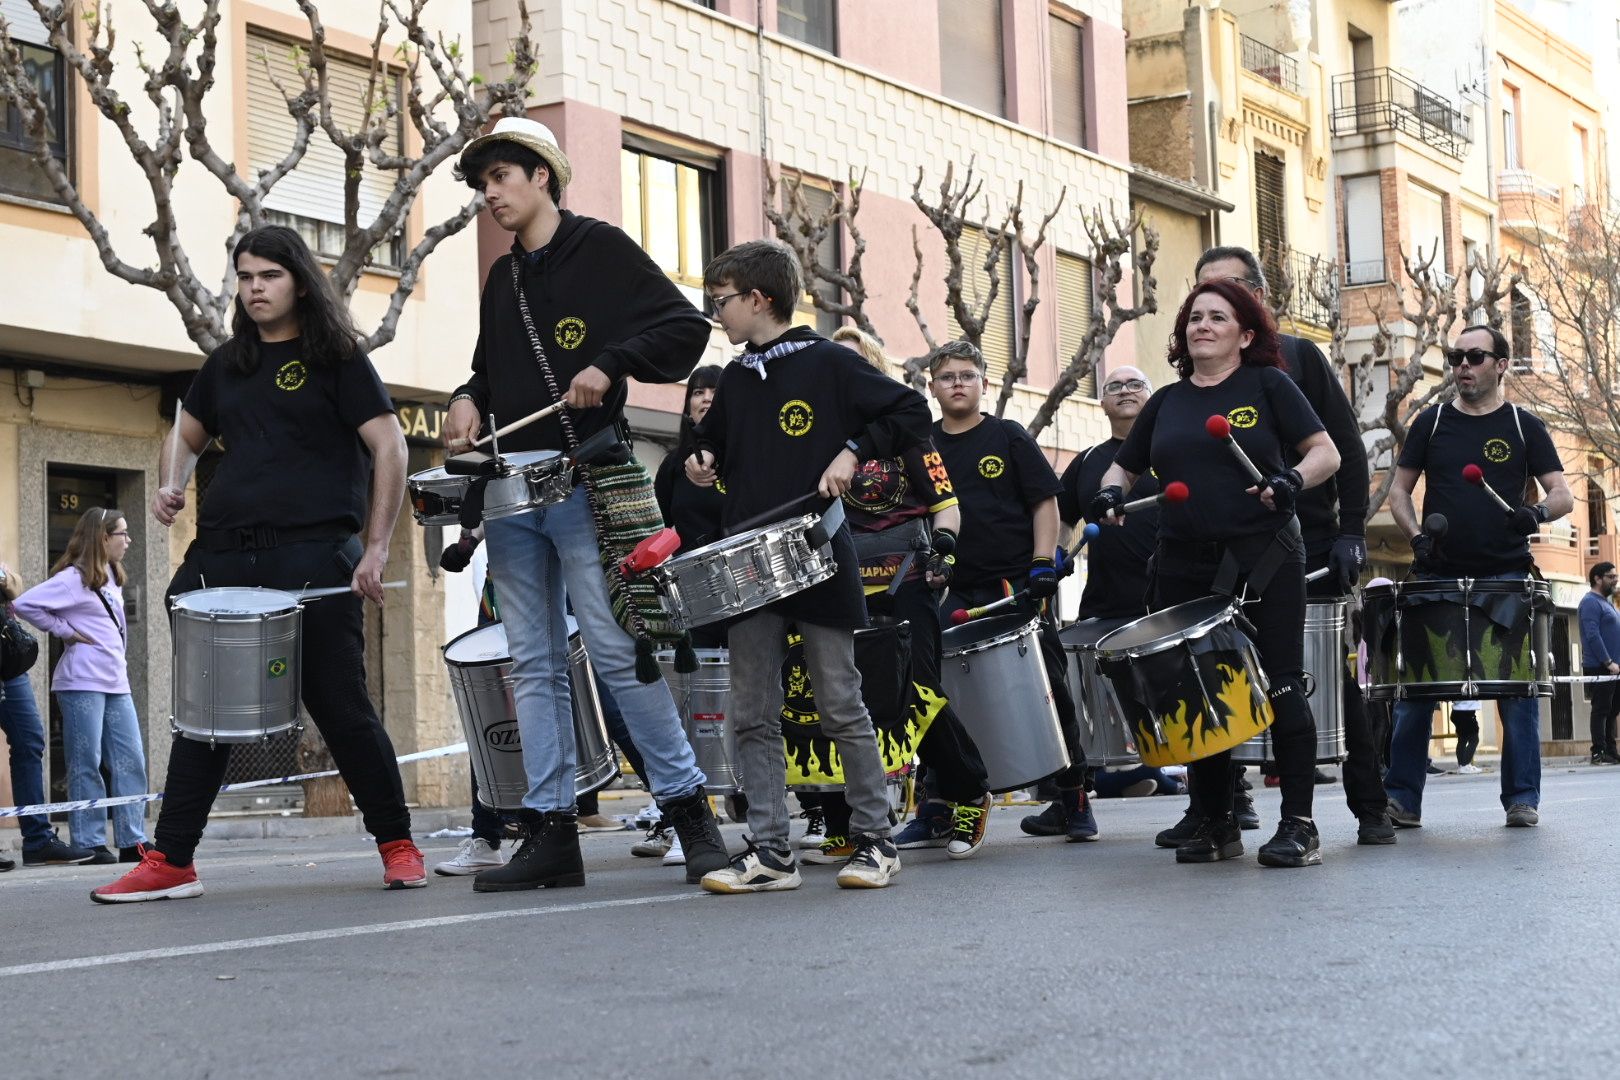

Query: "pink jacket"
(12, 567), (130, 694)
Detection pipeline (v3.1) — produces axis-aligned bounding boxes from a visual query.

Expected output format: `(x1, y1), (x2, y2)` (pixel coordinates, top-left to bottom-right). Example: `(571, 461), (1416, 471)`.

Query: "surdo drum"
(657, 647), (741, 796)
(1362, 576), (1552, 701)
(1059, 617), (1140, 767)
(940, 613), (1070, 794)
(1230, 598), (1348, 765)
(442, 618), (618, 811)
(170, 587), (304, 745)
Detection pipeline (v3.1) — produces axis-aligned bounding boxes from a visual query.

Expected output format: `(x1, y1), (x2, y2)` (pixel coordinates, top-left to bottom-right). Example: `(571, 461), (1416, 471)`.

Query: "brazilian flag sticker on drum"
(267, 657), (289, 679)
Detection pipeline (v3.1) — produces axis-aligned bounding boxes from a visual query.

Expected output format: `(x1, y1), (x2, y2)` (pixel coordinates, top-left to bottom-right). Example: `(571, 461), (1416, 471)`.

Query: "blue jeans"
(0, 675), (52, 849)
(56, 690), (148, 849)
(1387, 697), (1541, 813)
(483, 487), (705, 812)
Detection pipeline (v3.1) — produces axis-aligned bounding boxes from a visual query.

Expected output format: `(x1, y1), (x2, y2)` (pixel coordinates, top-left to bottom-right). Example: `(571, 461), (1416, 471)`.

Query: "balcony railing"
(1278, 250), (1333, 327)
(1498, 170), (1562, 203)
(1241, 35), (1300, 94)
(1330, 68), (1472, 159)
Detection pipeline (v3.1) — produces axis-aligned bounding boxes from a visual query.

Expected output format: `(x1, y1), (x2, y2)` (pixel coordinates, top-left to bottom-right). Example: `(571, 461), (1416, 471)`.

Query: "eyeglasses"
(706, 292), (749, 314)
(1445, 347), (1498, 367)
(932, 371), (982, 387)
(1103, 379), (1148, 395)
(109, 530), (130, 538)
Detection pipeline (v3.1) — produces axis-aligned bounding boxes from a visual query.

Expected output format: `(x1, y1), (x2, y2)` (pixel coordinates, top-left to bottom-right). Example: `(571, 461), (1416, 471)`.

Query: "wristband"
(845, 438), (862, 457)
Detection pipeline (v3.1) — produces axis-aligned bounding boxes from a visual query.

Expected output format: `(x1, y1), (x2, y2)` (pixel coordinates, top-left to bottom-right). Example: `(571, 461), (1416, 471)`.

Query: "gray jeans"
(730, 609), (892, 850)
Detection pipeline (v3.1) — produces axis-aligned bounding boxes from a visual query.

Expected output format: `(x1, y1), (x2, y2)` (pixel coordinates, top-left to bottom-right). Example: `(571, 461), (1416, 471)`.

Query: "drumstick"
(295, 581), (408, 600)
(1204, 415), (1266, 485)
(1107, 481), (1189, 520)
(1305, 567), (1330, 584)
(949, 525), (1100, 625)
(1462, 463), (1515, 514)
(448, 401), (568, 451)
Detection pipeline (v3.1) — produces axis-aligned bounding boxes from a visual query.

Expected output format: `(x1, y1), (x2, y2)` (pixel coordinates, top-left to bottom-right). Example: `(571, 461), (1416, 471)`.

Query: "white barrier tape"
(1553, 674), (1620, 683)
(0, 742), (468, 819)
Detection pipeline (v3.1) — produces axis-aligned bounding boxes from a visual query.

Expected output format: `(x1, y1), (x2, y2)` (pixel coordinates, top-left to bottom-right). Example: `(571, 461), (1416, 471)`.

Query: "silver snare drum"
(940, 613), (1070, 794)
(1059, 617), (1139, 767)
(482, 450), (575, 521)
(1230, 598), (1347, 765)
(170, 587), (303, 745)
(407, 467), (468, 526)
(443, 619), (618, 811)
(657, 647), (740, 795)
(650, 513), (837, 630)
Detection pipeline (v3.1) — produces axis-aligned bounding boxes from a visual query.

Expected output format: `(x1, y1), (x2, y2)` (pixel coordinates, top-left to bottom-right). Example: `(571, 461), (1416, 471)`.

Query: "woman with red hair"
(1088, 280), (1340, 868)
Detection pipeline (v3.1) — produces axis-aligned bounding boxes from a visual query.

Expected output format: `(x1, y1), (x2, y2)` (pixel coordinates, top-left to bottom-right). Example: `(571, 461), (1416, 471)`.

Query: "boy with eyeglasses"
(928, 341), (1096, 840)
(1385, 324), (1572, 829)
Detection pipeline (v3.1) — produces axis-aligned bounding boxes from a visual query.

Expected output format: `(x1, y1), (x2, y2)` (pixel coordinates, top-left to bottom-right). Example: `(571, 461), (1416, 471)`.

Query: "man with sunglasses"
(1386, 324), (1572, 829)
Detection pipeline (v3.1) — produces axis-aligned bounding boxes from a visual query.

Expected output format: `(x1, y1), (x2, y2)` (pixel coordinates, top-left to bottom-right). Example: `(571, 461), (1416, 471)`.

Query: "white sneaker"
(432, 837), (505, 877)
(661, 831), (686, 866)
(631, 822), (673, 858)
(1457, 763), (1483, 775)
(795, 806), (827, 850)
(700, 845), (801, 894)
(577, 813), (625, 832)
(633, 804), (662, 830)
(836, 834), (900, 889)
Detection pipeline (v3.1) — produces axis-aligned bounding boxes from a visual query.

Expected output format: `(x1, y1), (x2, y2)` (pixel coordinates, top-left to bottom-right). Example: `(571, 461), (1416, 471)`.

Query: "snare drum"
(443, 619), (618, 811)
(1231, 598), (1348, 764)
(941, 613), (1070, 794)
(407, 450), (574, 528)
(407, 467), (468, 526)
(649, 513), (838, 630)
(657, 647), (741, 795)
(1059, 617), (1140, 767)
(170, 587), (304, 745)
(1362, 576), (1552, 701)
(1095, 596), (1274, 768)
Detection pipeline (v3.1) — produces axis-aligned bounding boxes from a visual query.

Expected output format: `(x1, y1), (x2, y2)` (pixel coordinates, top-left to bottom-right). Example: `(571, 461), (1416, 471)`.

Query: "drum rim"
(407, 467), (463, 486)
(171, 586), (302, 615)
(443, 623), (511, 667)
(660, 513), (825, 564)
(941, 613), (1041, 658)
(1363, 576), (1549, 598)
(495, 449), (565, 471)
(1094, 595), (1239, 661)
(1058, 615), (1139, 651)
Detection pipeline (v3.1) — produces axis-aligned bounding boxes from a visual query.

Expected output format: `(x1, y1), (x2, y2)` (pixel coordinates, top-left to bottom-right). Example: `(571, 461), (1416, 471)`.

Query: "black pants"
(944, 580), (1087, 789)
(1586, 668), (1620, 757)
(154, 536), (412, 864)
(1452, 709), (1480, 767)
(1155, 537), (1316, 821)
(1305, 562), (1388, 820)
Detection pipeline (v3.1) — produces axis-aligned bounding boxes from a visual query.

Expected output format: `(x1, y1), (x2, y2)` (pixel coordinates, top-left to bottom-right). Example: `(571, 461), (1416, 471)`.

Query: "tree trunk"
(297, 727), (352, 818)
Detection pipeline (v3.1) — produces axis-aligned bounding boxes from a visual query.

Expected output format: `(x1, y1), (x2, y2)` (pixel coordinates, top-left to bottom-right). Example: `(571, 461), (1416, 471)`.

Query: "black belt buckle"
(236, 527), (259, 551)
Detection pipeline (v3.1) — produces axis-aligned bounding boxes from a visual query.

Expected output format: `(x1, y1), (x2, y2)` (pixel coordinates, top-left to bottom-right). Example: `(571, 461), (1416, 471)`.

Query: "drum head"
(1095, 597), (1234, 657)
(941, 612), (1036, 655)
(1059, 616), (1138, 650)
(444, 623), (510, 664)
(410, 467), (455, 485)
(173, 587), (299, 615)
(502, 450), (563, 470)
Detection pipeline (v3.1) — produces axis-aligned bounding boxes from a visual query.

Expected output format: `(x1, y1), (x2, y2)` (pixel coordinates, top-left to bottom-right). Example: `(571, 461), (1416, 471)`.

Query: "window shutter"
(1049, 13), (1086, 148)
(939, 0), (1005, 116)
(0, 0), (51, 46)
(948, 225), (1015, 386)
(1254, 150), (1288, 286)
(246, 29), (402, 227)
(1057, 250), (1095, 398)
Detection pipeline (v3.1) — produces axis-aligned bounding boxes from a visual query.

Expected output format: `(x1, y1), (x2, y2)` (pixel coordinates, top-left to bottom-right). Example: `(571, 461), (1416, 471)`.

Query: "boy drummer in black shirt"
(929, 342), (1097, 842)
(686, 240), (932, 892)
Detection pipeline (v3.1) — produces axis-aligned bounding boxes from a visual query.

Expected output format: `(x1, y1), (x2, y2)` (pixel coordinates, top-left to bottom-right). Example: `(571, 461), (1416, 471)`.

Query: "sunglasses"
(1445, 347), (1498, 367)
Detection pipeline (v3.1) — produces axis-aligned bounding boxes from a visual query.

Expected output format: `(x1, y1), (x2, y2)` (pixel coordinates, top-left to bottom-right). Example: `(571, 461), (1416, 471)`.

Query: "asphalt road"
(3, 766), (1617, 1080)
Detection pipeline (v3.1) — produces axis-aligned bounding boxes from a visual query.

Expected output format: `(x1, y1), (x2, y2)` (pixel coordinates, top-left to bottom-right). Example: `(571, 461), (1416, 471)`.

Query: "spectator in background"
(1578, 561), (1620, 765)
(1, 557), (96, 869)
(13, 508), (149, 864)
(1451, 701), (1483, 774)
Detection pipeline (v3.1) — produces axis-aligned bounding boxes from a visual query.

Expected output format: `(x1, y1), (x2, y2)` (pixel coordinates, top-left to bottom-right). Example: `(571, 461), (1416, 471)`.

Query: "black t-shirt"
(185, 338), (394, 533)
(1281, 334), (1370, 551)
(1398, 400), (1563, 574)
(1115, 365), (1324, 542)
(1059, 437), (1157, 619)
(932, 414), (1062, 588)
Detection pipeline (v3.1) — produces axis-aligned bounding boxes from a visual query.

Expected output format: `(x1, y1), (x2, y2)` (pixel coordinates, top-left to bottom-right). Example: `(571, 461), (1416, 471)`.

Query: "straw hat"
(459, 117), (572, 189)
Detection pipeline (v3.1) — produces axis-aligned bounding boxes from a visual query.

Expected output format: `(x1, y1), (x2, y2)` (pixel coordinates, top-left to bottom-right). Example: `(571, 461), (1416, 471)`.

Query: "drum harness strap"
(1208, 518), (1305, 634)
(508, 258), (695, 682)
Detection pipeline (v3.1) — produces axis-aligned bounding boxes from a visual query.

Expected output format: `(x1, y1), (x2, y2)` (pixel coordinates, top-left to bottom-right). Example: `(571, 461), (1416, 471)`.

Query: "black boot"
(473, 810), (585, 893)
(661, 789), (730, 884)
(1232, 787), (1261, 830)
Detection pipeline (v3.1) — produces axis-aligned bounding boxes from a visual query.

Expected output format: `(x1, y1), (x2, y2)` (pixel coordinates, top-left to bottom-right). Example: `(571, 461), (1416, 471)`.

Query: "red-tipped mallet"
(1462, 463), (1515, 514)
(1205, 414), (1266, 485)
(1108, 480), (1190, 519)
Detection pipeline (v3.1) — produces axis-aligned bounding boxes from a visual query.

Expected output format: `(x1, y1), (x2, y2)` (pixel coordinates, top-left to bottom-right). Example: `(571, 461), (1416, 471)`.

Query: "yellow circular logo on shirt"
(1227, 405), (1259, 429)
(779, 400), (814, 436)
(1483, 437), (1512, 463)
(979, 455), (1005, 479)
(555, 317), (587, 350)
(274, 360), (307, 392)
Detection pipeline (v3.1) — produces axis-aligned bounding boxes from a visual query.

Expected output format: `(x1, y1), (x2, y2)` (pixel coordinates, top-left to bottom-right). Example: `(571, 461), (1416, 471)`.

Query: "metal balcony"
(1241, 35), (1300, 94)
(1330, 68), (1472, 159)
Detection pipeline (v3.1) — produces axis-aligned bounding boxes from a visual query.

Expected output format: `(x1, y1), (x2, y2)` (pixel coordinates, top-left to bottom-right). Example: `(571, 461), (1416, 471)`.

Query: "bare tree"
(0, 0), (537, 355)
(762, 166), (880, 340)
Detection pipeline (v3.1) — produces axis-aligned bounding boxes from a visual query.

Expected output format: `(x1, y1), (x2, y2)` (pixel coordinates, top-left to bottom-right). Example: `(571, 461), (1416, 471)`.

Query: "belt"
(195, 524), (351, 553)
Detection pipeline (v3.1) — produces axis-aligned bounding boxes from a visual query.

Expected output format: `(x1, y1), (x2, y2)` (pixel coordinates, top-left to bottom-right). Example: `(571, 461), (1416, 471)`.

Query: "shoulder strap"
(93, 586), (126, 647)
(508, 258), (579, 452)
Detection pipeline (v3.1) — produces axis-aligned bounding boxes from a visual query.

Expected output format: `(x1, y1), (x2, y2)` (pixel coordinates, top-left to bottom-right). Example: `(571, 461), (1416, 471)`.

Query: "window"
(1510, 284), (1532, 359)
(1588, 475), (1607, 540)
(946, 225), (1016, 385)
(1501, 85), (1521, 171)
(777, 0), (836, 54)
(246, 29), (405, 268)
(1056, 250), (1095, 398)
(620, 139), (721, 307)
(1253, 150), (1288, 288)
(1571, 124), (1589, 207)
(1406, 181), (1447, 274)
(0, 0), (67, 202)
(939, 0), (1005, 117)
(1342, 175), (1385, 285)
(1048, 9), (1086, 148)
(781, 178), (842, 335)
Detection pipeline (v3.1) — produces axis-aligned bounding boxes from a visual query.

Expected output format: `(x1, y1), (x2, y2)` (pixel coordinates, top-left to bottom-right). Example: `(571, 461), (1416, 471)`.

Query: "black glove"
(1028, 556), (1059, 600)
(440, 531), (481, 573)
(926, 528), (957, 585)
(1259, 468), (1304, 514)
(1410, 532), (1436, 572)
(1086, 485), (1125, 523)
(1328, 534), (1366, 593)
(1508, 504), (1546, 536)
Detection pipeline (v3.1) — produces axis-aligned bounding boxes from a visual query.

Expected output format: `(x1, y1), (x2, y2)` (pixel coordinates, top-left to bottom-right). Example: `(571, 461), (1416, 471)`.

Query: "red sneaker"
(380, 839), (427, 889)
(90, 846), (203, 904)
(1263, 774), (1282, 788)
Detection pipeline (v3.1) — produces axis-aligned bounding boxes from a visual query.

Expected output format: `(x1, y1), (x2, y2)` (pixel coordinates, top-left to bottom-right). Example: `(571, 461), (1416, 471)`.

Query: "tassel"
(674, 633), (698, 674)
(634, 634), (660, 683)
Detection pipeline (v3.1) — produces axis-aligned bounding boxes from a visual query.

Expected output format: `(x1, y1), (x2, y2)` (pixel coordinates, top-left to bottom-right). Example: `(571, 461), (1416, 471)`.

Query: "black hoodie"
(454, 211), (712, 452)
